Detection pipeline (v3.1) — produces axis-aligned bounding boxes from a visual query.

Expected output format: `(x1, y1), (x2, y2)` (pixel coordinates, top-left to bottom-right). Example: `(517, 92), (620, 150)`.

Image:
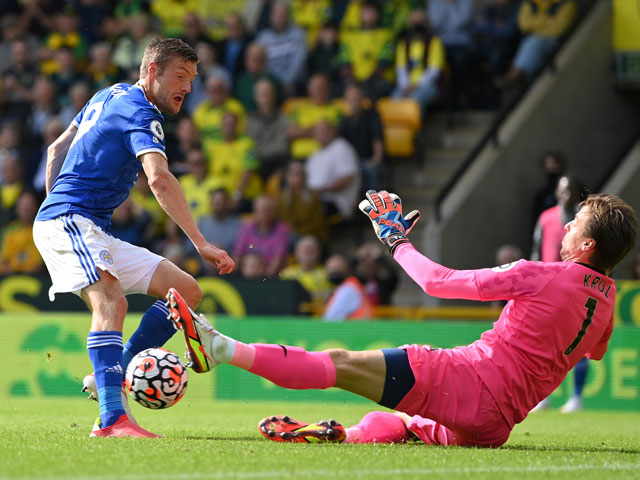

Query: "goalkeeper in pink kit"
(167, 190), (636, 447)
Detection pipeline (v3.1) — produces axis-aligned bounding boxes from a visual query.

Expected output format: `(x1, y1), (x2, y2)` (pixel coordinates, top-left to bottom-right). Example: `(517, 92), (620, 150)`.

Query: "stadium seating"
(375, 98), (421, 157)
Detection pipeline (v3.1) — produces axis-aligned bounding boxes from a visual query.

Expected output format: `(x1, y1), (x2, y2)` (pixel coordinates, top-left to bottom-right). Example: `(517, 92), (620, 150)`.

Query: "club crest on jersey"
(99, 250), (114, 265)
(150, 120), (165, 141)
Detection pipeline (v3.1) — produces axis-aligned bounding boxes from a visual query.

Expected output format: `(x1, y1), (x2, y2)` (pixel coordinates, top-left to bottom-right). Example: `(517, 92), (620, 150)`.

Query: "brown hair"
(580, 194), (637, 273)
(139, 38), (198, 79)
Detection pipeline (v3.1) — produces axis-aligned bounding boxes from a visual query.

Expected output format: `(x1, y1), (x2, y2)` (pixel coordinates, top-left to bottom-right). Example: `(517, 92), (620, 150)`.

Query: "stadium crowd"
(0, 0), (590, 314)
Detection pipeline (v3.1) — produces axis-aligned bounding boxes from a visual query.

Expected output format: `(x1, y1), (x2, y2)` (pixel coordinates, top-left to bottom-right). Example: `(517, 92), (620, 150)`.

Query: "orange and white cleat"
(166, 287), (216, 373)
(90, 414), (162, 438)
(258, 415), (346, 443)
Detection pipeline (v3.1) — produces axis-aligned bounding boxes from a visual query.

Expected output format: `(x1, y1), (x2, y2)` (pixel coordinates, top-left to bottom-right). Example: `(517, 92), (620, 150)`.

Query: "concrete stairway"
(388, 110), (495, 307)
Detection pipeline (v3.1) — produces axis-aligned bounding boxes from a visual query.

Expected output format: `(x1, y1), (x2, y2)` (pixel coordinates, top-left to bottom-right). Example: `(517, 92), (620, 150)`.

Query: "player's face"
(151, 58), (197, 114)
(560, 206), (591, 262)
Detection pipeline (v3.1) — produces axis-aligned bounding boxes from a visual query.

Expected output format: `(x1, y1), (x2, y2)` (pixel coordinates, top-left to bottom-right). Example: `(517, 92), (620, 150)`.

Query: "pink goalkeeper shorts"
(394, 344), (512, 447)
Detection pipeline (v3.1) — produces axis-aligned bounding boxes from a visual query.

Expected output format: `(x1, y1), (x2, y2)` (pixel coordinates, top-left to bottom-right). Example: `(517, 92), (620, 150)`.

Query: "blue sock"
(122, 300), (176, 371)
(87, 331), (126, 428)
(573, 357), (589, 396)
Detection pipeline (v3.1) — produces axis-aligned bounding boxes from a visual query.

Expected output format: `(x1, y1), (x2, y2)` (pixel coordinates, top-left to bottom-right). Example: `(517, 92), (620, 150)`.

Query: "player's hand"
(197, 243), (235, 275)
(358, 190), (420, 254)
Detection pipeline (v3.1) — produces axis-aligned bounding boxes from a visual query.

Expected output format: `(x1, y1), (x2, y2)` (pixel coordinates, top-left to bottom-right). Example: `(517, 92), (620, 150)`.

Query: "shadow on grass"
(182, 436), (262, 442)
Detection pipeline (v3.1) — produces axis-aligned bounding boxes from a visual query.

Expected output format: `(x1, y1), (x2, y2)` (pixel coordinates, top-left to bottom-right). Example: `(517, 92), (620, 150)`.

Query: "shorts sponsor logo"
(99, 250), (114, 265)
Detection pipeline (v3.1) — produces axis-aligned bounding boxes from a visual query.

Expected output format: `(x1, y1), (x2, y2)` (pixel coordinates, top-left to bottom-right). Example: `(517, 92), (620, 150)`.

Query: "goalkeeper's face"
(149, 58), (197, 115)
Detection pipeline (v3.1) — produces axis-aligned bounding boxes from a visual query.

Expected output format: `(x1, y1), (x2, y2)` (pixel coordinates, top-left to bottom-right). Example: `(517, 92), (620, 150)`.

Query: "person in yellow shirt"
(150, 0), (201, 38)
(178, 148), (223, 223)
(393, 9), (446, 114)
(207, 112), (262, 212)
(0, 190), (43, 274)
(280, 235), (332, 304)
(499, 0), (577, 87)
(192, 74), (246, 160)
(287, 73), (343, 160)
(338, 2), (395, 100)
(292, 0), (332, 47)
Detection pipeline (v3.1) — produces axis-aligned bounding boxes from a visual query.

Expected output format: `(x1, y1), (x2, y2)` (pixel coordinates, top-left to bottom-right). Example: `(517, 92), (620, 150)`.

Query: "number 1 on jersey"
(564, 297), (598, 356)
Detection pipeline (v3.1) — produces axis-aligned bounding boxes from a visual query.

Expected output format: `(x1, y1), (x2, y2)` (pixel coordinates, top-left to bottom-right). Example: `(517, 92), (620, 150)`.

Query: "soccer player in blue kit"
(33, 38), (234, 437)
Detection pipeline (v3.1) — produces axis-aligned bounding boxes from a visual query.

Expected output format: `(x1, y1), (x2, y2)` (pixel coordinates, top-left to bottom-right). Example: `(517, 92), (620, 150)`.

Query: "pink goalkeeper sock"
(247, 344), (336, 390)
(345, 411), (411, 444)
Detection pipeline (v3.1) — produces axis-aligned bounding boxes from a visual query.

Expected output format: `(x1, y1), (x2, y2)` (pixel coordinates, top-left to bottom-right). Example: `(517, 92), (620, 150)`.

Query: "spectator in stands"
(307, 22), (341, 96)
(112, 13), (157, 76)
(256, 1), (307, 97)
(531, 175), (583, 262)
(17, 0), (60, 38)
(532, 150), (567, 228)
(0, 149), (22, 218)
(287, 73), (343, 160)
(197, 188), (243, 256)
(280, 234), (332, 303)
(233, 42), (282, 113)
(0, 190), (43, 274)
(234, 194), (291, 277)
(179, 148), (220, 224)
(495, 243), (523, 266)
(247, 78), (290, 180)
(110, 197), (154, 248)
(0, 13), (39, 75)
(339, 82), (384, 192)
(0, 121), (23, 186)
(393, 8), (446, 115)
(629, 252), (640, 280)
(473, 0), (521, 93)
(275, 160), (328, 244)
(165, 116), (201, 173)
(428, 0), (476, 110)
(291, 0), (333, 47)
(306, 120), (361, 220)
(180, 11), (211, 49)
(49, 46), (86, 108)
(499, 0), (578, 88)
(207, 112), (262, 212)
(85, 41), (125, 92)
(28, 116), (63, 194)
(184, 41), (232, 115)
(338, 2), (394, 100)
(150, 0), (198, 38)
(193, 74), (246, 165)
(38, 8), (88, 76)
(218, 12), (253, 80)
(323, 253), (373, 321)
(353, 242), (399, 306)
(1, 38), (37, 121)
(25, 76), (59, 143)
(58, 81), (91, 127)
(239, 252), (267, 279)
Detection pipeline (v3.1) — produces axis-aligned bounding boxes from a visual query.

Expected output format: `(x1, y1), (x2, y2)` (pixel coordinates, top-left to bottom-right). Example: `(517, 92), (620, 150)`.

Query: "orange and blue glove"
(358, 190), (420, 254)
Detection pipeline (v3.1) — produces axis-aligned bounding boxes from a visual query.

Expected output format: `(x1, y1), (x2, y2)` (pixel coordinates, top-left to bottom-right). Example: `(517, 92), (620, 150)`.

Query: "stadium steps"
(388, 110), (495, 307)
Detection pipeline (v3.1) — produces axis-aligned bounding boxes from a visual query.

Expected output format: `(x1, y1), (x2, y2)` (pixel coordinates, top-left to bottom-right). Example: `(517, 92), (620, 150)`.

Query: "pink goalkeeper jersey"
(394, 244), (615, 427)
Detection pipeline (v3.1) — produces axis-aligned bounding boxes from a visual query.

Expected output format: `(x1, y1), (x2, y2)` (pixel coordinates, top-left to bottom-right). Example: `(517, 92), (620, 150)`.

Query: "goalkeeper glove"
(358, 190), (420, 254)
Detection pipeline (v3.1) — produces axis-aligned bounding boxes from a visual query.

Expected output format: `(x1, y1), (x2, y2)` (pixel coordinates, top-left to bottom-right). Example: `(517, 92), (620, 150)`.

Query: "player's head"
(139, 38), (198, 114)
(561, 194), (637, 274)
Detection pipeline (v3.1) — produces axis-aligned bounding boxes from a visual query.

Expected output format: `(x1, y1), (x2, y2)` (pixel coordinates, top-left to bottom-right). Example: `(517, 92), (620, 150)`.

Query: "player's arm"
(140, 151), (234, 274)
(45, 123), (77, 195)
(585, 313), (613, 361)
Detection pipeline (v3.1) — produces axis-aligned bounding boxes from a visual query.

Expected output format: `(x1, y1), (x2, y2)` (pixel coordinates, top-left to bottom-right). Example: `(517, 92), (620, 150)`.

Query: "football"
(125, 347), (188, 409)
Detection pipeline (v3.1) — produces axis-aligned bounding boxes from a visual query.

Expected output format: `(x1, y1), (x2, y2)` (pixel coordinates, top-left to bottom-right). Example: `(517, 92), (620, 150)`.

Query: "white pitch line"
(5, 462), (640, 480)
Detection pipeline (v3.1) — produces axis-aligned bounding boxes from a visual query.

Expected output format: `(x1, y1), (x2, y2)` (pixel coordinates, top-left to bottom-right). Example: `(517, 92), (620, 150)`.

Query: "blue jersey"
(36, 83), (166, 232)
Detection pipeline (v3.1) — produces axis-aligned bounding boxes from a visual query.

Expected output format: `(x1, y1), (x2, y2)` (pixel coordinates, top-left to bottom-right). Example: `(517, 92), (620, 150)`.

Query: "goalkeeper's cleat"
(258, 415), (346, 443)
(89, 414), (162, 438)
(166, 287), (216, 373)
(81, 373), (138, 426)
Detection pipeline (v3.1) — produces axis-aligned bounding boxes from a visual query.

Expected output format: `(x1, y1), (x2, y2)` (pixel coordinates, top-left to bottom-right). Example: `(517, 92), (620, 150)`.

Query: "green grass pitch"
(1, 397), (639, 480)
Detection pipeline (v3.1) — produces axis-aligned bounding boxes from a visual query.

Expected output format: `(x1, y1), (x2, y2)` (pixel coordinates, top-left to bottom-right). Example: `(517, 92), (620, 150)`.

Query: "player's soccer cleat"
(81, 373), (138, 425)
(258, 415), (346, 443)
(89, 414), (162, 438)
(166, 287), (216, 373)
(560, 395), (583, 414)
